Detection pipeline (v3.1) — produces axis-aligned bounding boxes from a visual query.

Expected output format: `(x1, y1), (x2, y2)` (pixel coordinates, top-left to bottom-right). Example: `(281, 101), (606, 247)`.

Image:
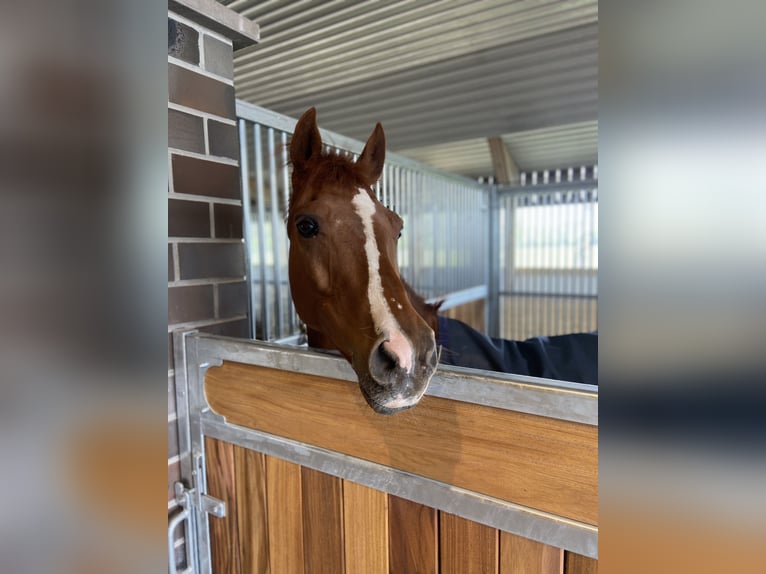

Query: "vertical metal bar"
(576, 190), (586, 332)
(181, 336), (207, 573)
(539, 194), (547, 335)
(458, 184), (464, 292)
(444, 182), (451, 295)
(496, 191), (505, 337)
(415, 172), (422, 293)
(462, 185), (469, 291)
(398, 170), (408, 288)
(513, 194), (522, 340)
(238, 119), (257, 339)
(451, 183), (459, 294)
(468, 186), (474, 292)
(280, 130), (296, 336)
(382, 163), (388, 208)
(486, 185), (500, 337)
(566, 191), (575, 334)
(253, 123), (270, 340)
(451, 183), (458, 294)
(520, 194), (527, 338)
(553, 191), (564, 335)
(429, 176), (436, 297)
(267, 128), (284, 338)
(391, 165), (402, 213)
(407, 170), (417, 289)
(535, 193), (544, 336)
(506, 193), (515, 340)
(587, 189), (597, 331)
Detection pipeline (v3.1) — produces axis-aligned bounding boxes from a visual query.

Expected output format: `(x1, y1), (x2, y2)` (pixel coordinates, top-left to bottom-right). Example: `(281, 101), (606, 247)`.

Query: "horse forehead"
(307, 187), (383, 219)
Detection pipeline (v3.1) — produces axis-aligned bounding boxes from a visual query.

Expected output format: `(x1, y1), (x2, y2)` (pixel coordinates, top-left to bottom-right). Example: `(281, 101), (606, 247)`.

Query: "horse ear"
(357, 122), (386, 185)
(290, 107), (322, 171)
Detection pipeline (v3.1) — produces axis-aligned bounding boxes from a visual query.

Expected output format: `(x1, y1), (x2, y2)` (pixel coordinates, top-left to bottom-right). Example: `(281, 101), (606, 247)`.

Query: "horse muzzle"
(356, 334), (438, 414)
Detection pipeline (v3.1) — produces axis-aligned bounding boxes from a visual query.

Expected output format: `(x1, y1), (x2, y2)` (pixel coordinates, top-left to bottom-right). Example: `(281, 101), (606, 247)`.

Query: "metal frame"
(493, 179), (599, 340)
(173, 330), (598, 572)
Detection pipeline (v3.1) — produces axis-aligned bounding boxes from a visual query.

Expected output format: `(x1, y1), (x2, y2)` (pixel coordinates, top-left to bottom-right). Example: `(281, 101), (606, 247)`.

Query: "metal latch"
(168, 482), (226, 574)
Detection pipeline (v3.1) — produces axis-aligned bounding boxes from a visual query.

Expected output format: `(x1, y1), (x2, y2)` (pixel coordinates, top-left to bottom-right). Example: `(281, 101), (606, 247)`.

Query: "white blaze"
(352, 189), (413, 373)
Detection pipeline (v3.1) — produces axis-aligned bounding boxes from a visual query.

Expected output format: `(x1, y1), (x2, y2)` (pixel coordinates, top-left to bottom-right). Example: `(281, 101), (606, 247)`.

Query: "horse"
(287, 108), (440, 414)
(288, 108), (598, 415)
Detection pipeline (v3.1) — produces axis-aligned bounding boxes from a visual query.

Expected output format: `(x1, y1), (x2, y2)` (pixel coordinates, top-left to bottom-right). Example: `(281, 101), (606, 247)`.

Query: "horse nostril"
(376, 341), (399, 371)
(369, 339), (408, 385)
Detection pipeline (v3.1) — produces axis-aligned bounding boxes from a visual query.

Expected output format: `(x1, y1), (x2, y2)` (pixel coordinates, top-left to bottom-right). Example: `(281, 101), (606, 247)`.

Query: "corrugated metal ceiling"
(221, 0), (598, 179)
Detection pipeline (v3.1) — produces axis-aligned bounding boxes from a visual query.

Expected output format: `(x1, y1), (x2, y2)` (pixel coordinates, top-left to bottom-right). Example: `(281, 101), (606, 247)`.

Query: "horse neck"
(403, 281), (440, 338)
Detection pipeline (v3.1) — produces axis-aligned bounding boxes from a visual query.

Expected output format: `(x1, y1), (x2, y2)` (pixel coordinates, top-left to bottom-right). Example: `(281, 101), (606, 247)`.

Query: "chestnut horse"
(287, 108), (599, 414)
(288, 108), (440, 414)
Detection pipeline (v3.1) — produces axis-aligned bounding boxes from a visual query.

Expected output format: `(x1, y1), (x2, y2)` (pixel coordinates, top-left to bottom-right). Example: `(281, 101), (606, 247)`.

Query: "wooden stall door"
(204, 438), (597, 574)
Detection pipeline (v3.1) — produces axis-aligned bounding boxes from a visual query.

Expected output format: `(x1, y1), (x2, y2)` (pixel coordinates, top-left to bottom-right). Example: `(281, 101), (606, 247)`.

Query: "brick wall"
(167, 6), (256, 568)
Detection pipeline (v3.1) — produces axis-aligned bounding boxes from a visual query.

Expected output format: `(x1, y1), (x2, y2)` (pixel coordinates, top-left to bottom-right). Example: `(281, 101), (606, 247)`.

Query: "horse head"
(287, 108), (439, 414)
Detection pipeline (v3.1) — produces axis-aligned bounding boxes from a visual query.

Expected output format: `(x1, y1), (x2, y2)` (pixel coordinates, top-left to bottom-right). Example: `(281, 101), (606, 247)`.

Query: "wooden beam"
(488, 137), (520, 184)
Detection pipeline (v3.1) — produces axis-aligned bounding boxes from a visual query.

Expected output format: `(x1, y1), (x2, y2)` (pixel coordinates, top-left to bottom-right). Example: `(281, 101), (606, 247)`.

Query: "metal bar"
(182, 335), (212, 574)
(577, 190), (588, 329)
(280, 130), (296, 336)
(545, 193), (554, 335)
(586, 189), (597, 331)
(428, 175), (436, 296)
(253, 123), (270, 340)
(448, 182), (456, 294)
(566, 192), (575, 334)
(235, 99), (485, 188)
(553, 191), (564, 335)
(407, 169), (417, 289)
(267, 127), (284, 338)
(486, 185), (500, 337)
(516, 197), (524, 339)
(238, 119), (257, 339)
(499, 291), (598, 300)
(168, 506), (190, 574)
(513, 194), (522, 340)
(192, 334), (597, 425)
(497, 178), (600, 196)
(201, 416), (598, 559)
(505, 193), (515, 338)
(429, 284), (488, 311)
(171, 331), (197, 574)
(172, 331), (194, 488)
(381, 162), (388, 208)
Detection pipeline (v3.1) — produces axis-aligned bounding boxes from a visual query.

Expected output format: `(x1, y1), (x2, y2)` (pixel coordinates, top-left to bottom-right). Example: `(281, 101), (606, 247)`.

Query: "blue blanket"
(437, 316), (597, 385)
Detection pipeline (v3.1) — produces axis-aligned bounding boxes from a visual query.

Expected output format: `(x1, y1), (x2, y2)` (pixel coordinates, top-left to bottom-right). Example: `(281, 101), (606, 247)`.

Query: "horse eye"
(296, 217), (319, 238)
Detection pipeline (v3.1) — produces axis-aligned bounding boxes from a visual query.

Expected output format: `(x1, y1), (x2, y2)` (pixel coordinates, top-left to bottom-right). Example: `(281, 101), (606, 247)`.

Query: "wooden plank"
(233, 446), (269, 574)
(266, 455), (304, 574)
(440, 511), (498, 573)
(500, 531), (563, 574)
(205, 362), (598, 524)
(301, 467), (345, 573)
(343, 480), (388, 573)
(488, 136), (519, 184)
(564, 551), (598, 574)
(204, 437), (240, 574)
(388, 495), (438, 574)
